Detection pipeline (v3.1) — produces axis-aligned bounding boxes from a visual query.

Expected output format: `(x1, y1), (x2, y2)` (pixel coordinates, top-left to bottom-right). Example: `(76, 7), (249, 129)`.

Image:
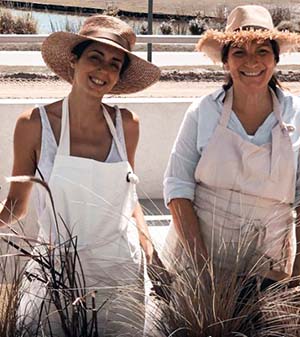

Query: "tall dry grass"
(0, 9), (37, 33)
(2, 175), (300, 336)
(1, 176), (146, 336)
(145, 250), (300, 336)
(144, 211), (300, 337)
(0, 240), (24, 337)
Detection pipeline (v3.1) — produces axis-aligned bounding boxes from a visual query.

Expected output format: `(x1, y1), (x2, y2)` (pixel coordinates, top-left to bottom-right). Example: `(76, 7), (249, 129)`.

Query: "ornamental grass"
(1, 176), (300, 336)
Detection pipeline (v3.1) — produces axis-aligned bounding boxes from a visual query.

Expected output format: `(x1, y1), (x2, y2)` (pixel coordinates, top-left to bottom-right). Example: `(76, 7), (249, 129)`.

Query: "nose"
(245, 53), (259, 67)
(97, 62), (109, 72)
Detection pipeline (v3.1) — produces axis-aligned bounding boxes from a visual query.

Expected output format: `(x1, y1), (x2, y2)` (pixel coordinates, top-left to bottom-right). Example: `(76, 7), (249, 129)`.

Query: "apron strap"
(57, 96), (70, 156)
(219, 87), (233, 127)
(269, 88), (290, 180)
(102, 105), (128, 162)
(57, 97), (127, 161)
(220, 87), (289, 181)
(220, 87), (286, 131)
(269, 88), (286, 130)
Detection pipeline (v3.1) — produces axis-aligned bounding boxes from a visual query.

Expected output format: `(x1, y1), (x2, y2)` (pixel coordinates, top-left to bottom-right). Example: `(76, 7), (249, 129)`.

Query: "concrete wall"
(0, 97), (193, 201)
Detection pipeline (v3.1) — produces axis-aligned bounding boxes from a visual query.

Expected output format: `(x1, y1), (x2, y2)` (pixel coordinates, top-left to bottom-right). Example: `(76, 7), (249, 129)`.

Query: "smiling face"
(223, 39), (277, 94)
(71, 41), (125, 98)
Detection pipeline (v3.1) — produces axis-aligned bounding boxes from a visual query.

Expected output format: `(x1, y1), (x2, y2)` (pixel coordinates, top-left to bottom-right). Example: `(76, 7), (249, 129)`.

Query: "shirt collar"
(212, 86), (284, 105)
(211, 87), (226, 102)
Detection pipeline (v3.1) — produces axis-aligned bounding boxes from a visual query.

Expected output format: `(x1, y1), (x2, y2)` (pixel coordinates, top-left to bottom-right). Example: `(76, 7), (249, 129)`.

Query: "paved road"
(1, 80), (300, 99)
(1, 51), (300, 68)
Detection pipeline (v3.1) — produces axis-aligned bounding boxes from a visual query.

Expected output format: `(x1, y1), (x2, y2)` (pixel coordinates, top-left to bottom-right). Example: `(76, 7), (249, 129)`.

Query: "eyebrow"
(231, 42), (271, 50)
(258, 42), (272, 47)
(90, 49), (123, 63)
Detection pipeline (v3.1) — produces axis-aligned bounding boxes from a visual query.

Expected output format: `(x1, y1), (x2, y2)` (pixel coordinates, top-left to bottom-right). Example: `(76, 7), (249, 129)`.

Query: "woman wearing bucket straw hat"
(164, 4), (300, 309)
(0, 15), (160, 335)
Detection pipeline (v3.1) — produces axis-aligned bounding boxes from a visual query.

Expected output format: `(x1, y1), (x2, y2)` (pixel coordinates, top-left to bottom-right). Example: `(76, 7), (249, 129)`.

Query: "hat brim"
(41, 31), (161, 94)
(197, 29), (299, 63)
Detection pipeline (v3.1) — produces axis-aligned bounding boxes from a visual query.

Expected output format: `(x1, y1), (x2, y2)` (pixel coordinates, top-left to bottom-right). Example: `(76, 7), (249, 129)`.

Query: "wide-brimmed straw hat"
(197, 5), (299, 63)
(42, 15), (161, 94)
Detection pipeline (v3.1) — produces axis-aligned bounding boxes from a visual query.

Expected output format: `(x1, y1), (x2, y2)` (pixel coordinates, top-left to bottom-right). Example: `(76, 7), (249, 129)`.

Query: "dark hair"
(71, 40), (130, 76)
(221, 39), (282, 92)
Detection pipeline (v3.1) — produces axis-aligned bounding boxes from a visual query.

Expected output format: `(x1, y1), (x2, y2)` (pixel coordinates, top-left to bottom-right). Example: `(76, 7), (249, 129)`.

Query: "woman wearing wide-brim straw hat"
(164, 4), (300, 312)
(0, 14), (160, 335)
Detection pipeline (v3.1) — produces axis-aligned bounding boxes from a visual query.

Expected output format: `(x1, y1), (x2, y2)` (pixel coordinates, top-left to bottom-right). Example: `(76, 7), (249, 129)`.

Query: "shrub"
(171, 18), (188, 35)
(269, 6), (291, 26)
(0, 9), (37, 34)
(13, 14), (37, 34)
(146, 234), (300, 337)
(205, 18), (226, 31)
(139, 21), (148, 35)
(188, 18), (207, 35)
(103, 4), (119, 17)
(213, 4), (230, 21)
(160, 21), (173, 35)
(276, 20), (299, 32)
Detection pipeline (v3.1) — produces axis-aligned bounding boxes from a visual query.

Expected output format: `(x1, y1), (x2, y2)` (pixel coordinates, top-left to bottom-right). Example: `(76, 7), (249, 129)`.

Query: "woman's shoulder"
(104, 104), (138, 124)
(277, 87), (300, 110)
(116, 106), (139, 129)
(187, 87), (224, 120)
(15, 100), (63, 144)
(13, 107), (43, 155)
(277, 88), (300, 128)
(15, 107), (41, 135)
(18, 100), (63, 125)
(112, 105), (139, 144)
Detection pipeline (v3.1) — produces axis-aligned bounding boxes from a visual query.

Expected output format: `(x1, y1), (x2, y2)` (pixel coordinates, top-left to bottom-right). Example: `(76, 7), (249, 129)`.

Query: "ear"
(223, 62), (229, 71)
(69, 54), (77, 68)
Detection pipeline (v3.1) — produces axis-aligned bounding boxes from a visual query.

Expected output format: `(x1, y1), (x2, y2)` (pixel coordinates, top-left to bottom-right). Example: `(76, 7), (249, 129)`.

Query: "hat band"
(233, 25), (270, 32)
(89, 31), (130, 51)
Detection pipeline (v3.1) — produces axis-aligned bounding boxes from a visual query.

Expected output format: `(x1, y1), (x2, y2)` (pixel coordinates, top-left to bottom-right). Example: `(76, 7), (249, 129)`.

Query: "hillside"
(6, 0), (300, 17)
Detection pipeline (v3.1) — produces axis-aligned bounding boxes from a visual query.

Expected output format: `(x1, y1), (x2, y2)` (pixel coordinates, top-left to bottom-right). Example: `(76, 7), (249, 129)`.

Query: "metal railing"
(0, 35), (202, 62)
(0, 34), (201, 44)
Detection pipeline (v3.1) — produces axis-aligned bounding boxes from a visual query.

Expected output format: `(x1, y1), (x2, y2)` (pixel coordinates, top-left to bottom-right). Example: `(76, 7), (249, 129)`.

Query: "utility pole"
(147, 0), (153, 62)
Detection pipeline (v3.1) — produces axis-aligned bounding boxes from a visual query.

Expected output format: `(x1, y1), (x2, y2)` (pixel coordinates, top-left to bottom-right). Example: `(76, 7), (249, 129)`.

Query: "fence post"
(147, 0), (153, 62)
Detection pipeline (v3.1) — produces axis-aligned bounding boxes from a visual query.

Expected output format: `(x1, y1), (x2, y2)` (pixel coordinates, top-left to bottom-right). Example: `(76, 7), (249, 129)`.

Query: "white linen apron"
(18, 97), (144, 336)
(166, 88), (296, 281)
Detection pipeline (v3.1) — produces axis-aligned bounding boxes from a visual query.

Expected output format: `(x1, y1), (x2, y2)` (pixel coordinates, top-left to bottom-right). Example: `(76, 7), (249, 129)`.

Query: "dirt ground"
(6, 0), (300, 16)
(1, 80), (300, 99)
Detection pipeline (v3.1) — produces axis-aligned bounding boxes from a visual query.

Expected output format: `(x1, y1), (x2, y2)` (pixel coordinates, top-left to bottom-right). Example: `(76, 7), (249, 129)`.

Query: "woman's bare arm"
(122, 108), (154, 263)
(0, 108), (40, 226)
(168, 198), (208, 265)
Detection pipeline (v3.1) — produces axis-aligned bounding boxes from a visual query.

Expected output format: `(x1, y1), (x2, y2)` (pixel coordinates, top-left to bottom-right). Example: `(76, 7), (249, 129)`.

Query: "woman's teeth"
(91, 77), (105, 85)
(242, 71), (262, 77)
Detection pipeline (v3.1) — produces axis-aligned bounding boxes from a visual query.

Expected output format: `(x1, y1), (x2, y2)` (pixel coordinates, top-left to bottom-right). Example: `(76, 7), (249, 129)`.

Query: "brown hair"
(221, 39), (282, 93)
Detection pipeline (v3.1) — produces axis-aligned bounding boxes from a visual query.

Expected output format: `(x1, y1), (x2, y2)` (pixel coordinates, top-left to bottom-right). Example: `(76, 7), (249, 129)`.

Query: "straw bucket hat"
(42, 15), (161, 94)
(197, 5), (299, 63)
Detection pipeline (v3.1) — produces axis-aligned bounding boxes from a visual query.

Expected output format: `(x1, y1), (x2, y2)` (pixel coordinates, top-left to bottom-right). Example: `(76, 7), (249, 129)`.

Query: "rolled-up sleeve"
(164, 100), (201, 206)
(295, 154), (300, 206)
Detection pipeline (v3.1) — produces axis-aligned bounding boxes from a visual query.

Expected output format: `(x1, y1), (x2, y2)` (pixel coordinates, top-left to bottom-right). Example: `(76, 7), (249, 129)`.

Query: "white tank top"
(34, 104), (128, 217)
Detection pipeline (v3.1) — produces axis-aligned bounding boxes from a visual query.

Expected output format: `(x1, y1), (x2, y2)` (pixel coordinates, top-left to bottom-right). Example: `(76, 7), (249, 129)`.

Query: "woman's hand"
(142, 238), (154, 264)
(169, 198), (208, 268)
(132, 202), (155, 264)
(147, 249), (173, 303)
